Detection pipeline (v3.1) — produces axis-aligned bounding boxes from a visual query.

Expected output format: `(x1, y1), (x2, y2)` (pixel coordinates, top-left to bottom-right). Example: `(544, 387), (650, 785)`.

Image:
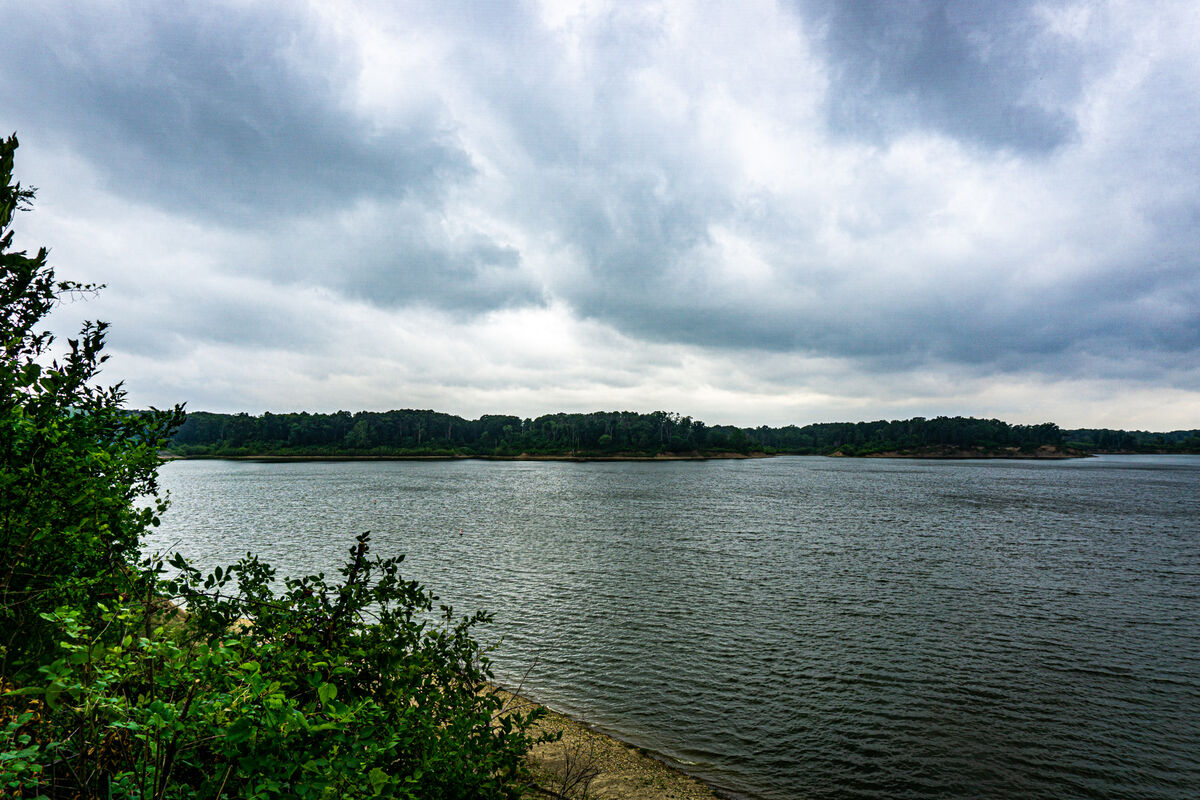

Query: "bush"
(3, 536), (544, 799)
(0, 134), (547, 798)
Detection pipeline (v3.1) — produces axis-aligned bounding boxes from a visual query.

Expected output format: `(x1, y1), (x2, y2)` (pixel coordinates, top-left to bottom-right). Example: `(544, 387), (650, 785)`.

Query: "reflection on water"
(148, 455), (1200, 800)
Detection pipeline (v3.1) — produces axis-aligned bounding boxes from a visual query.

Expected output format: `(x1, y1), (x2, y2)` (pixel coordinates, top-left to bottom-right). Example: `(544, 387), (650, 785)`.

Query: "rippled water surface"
(148, 455), (1200, 800)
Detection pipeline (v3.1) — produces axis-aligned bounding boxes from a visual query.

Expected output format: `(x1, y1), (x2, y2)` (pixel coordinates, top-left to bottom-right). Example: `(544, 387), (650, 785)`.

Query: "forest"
(165, 409), (1200, 458)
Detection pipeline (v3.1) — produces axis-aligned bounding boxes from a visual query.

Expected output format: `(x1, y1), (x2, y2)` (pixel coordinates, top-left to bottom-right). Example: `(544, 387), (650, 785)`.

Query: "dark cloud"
(482, 1), (1198, 382)
(795, 0), (1081, 152)
(0, 2), (545, 317)
(536, 151), (1200, 376)
(0, 2), (471, 223)
(579, 244), (1200, 380)
(321, 224), (542, 313)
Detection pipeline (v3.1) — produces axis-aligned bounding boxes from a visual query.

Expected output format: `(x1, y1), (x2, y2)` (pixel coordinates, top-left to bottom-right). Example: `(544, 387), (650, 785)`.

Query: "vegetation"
(1, 134), (547, 798)
(169, 409), (744, 457)
(165, 410), (1198, 459)
(1063, 427), (1200, 453)
(746, 417), (1068, 456)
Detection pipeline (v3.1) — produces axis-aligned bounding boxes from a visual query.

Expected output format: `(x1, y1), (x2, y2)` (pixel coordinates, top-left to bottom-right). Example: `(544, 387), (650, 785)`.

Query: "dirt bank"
(493, 688), (722, 800)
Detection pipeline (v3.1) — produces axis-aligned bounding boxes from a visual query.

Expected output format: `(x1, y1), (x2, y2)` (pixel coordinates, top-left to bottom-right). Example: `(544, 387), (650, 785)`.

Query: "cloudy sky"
(3, 0), (1198, 428)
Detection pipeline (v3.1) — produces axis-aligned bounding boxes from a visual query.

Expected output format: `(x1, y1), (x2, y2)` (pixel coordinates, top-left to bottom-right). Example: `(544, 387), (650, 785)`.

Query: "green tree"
(345, 417), (372, 449)
(0, 134), (184, 674)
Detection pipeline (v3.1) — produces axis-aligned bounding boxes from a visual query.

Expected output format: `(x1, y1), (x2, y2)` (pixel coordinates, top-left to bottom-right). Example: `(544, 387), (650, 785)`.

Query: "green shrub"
(3, 535), (545, 799)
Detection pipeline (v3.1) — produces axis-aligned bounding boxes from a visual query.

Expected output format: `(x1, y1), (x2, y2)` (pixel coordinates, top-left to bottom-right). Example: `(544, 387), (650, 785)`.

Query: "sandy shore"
(492, 688), (722, 800)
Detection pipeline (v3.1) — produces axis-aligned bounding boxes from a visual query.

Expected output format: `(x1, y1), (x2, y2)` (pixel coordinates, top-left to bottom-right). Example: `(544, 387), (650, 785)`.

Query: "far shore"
(836, 444), (1091, 459)
(161, 452), (773, 463)
(162, 447), (1116, 462)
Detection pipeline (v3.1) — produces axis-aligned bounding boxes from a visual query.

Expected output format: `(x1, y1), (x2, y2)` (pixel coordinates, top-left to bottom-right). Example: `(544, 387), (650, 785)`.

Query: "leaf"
(368, 767), (388, 795)
(317, 683), (337, 706)
(44, 682), (64, 710)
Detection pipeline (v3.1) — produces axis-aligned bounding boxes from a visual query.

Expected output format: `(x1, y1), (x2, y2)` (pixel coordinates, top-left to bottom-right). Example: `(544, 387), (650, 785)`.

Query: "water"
(147, 455), (1200, 800)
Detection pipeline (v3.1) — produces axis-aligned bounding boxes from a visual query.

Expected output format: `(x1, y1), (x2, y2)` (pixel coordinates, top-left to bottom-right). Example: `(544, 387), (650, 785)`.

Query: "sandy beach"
(492, 688), (722, 800)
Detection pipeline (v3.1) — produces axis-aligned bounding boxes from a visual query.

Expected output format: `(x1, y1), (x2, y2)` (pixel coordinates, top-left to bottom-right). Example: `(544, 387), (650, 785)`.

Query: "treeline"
(747, 417), (1067, 456)
(171, 409), (731, 456)
(166, 410), (1198, 457)
(1064, 427), (1200, 453)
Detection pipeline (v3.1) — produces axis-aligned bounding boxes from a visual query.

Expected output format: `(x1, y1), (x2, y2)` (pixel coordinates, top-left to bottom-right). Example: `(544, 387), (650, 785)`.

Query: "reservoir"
(147, 455), (1200, 800)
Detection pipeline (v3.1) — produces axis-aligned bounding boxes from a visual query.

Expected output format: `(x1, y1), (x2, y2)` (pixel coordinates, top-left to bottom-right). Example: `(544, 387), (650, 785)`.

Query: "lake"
(147, 455), (1200, 800)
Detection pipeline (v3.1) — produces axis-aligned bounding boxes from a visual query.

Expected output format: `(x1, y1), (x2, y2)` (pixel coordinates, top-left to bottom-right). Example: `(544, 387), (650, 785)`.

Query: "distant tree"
(345, 417), (372, 449)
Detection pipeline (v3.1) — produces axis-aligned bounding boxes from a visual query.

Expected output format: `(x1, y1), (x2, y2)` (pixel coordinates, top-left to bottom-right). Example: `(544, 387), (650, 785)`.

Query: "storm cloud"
(802, 0), (1084, 152)
(2, 2), (470, 220)
(2, 0), (1198, 427)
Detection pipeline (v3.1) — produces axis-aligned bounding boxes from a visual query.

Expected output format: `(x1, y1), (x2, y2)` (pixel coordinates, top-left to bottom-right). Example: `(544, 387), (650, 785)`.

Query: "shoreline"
(164, 450), (1116, 463)
(159, 451), (1198, 465)
(162, 452), (773, 463)
(491, 685), (727, 800)
(831, 444), (1090, 459)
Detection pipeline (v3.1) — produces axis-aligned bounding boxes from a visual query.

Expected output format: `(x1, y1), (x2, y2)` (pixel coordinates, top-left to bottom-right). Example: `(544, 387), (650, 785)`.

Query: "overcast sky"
(3, 0), (1198, 428)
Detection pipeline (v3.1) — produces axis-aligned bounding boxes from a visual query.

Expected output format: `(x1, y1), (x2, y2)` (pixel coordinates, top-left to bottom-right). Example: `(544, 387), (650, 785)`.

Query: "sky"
(3, 0), (1198, 429)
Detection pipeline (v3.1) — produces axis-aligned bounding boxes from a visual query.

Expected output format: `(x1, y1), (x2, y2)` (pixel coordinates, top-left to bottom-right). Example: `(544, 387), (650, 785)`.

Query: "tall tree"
(0, 134), (185, 674)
